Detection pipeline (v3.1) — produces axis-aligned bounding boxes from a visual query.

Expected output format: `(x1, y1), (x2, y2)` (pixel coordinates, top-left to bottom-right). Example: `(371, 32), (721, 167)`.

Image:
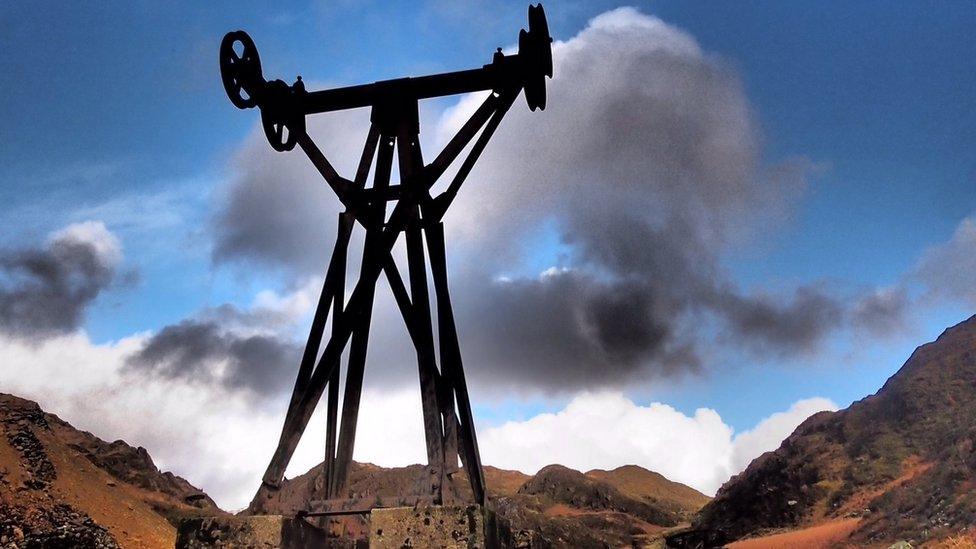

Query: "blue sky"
(1, 1), (975, 506)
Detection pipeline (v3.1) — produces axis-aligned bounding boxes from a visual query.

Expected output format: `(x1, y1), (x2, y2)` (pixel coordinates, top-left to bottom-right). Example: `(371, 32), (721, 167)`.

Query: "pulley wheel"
(220, 31), (264, 109)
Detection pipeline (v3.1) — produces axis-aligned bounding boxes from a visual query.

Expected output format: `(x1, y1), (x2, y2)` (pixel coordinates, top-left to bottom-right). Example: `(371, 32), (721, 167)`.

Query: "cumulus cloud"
(0, 221), (124, 339)
(439, 8), (841, 387)
(480, 392), (838, 495)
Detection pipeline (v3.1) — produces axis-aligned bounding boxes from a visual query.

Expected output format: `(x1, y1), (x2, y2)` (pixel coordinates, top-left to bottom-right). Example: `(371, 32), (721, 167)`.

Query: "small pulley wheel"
(519, 4), (553, 111)
(261, 79), (306, 152)
(528, 4), (553, 78)
(220, 31), (264, 109)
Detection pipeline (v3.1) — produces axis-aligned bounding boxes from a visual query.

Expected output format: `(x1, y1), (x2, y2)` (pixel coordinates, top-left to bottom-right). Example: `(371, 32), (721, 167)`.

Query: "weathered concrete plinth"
(369, 505), (484, 548)
(178, 505), (523, 548)
(176, 515), (332, 548)
(368, 504), (530, 548)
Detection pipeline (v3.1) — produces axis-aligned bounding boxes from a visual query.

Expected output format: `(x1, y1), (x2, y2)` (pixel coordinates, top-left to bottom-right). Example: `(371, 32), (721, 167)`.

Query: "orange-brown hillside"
(673, 315), (976, 548)
(0, 394), (221, 548)
(587, 464), (710, 521)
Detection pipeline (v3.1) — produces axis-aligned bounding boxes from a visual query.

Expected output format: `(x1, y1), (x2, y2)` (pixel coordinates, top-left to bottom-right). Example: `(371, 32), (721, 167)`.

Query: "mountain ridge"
(0, 393), (222, 548)
(678, 314), (976, 547)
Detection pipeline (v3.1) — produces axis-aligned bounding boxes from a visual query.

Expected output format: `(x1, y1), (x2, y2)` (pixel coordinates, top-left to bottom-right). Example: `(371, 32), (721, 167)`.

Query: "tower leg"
(426, 221), (486, 504)
(397, 123), (449, 503)
(323, 212), (353, 498)
(331, 132), (395, 497)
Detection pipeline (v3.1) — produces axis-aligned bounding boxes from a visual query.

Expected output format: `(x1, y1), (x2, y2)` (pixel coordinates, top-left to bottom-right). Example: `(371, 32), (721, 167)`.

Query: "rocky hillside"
(495, 464), (697, 547)
(255, 459), (709, 547)
(587, 464), (711, 522)
(677, 315), (976, 547)
(0, 394), (221, 548)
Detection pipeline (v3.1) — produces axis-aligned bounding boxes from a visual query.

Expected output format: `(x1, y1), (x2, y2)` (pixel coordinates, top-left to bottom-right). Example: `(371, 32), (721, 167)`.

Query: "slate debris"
(0, 502), (119, 549)
(0, 400), (120, 549)
(5, 419), (56, 491)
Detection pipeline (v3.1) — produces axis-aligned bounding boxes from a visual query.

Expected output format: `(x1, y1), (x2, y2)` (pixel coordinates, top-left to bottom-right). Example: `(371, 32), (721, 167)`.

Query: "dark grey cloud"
(440, 9), (840, 387)
(126, 319), (302, 398)
(211, 108), (376, 275)
(712, 286), (845, 355)
(209, 9), (869, 393)
(456, 269), (700, 390)
(0, 221), (122, 339)
(851, 287), (911, 338)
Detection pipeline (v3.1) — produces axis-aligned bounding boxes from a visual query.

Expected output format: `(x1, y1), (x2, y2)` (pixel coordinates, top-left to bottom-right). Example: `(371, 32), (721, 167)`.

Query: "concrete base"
(176, 515), (332, 548)
(178, 505), (523, 548)
(369, 505), (484, 548)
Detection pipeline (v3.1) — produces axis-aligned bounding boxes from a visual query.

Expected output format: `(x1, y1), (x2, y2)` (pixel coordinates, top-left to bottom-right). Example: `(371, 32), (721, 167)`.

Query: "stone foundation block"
(176, 515), (331, 548)
(369, 505), (485, 548)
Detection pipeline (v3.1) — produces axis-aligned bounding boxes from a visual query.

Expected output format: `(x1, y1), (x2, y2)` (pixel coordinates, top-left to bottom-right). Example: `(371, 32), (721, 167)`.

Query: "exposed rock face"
(686, 315), (976, 546)
(67, 439), (213, 507)
(0, 393), (222, 548)
(40, 404), (217, 510)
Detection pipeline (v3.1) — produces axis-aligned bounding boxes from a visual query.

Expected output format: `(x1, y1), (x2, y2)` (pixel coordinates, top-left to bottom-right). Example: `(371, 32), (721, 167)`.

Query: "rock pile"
(4, 412), (56, 491)
(0, 502), (119, 548)
(0, 399), (121, 548)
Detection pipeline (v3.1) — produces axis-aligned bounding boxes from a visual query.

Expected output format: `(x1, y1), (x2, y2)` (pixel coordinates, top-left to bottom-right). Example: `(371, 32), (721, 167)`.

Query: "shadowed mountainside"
(675, 315), (976, 548)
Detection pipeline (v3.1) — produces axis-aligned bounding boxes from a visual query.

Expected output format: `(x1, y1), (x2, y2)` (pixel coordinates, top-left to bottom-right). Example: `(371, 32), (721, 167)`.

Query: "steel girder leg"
(425, 221), (486, 504)
(330, 132), (395, 498)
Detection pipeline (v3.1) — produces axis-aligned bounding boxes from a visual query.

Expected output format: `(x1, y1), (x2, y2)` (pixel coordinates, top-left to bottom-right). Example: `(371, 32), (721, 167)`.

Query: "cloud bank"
(0, 327), (836, 506)
(480, 392), (837, 495)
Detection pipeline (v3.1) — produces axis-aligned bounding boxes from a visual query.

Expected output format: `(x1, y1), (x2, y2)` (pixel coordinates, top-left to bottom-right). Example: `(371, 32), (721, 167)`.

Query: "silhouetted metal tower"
(220, 4), (553, 514)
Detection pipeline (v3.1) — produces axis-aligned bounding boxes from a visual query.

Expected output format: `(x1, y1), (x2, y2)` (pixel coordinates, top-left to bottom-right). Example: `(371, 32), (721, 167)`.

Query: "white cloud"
(478, 392), (837, 496)
(0, 327), (835, 508)
(728, 396), (837, 474)
(0, 326), (429, 510)
(250, 276), (323, 327)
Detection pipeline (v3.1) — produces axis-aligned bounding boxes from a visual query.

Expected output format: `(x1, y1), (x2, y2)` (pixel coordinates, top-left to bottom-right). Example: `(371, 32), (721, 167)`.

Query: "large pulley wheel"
(220, 31), (264, 109)
(519, 4), (553, 111)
